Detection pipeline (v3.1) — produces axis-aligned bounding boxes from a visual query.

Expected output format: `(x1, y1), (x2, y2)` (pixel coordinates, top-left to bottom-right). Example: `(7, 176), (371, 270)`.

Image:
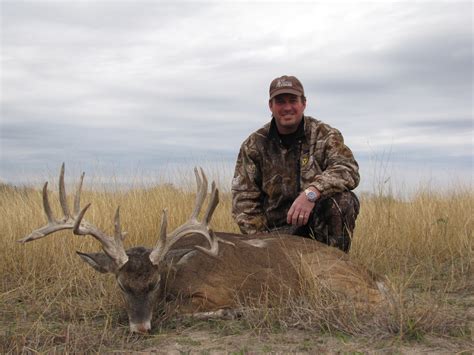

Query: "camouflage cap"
(269, 75), (304, 100)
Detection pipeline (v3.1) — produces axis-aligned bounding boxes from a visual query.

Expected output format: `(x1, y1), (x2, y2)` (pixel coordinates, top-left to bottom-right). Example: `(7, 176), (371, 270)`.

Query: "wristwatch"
(304, 188), (318, 203)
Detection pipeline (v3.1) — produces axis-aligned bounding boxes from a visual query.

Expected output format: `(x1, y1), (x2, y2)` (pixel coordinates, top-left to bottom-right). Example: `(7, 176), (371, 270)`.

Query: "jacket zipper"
(296, 140), (302, 193)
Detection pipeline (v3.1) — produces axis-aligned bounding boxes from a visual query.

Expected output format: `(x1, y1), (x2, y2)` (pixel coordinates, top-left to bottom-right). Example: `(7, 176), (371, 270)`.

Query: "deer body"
(163, 232), (386, 311)
(19, 165), (388, 333)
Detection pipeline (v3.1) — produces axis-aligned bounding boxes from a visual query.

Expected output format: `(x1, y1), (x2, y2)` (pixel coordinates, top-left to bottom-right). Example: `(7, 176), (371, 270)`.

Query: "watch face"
(306, 190), (317, 202)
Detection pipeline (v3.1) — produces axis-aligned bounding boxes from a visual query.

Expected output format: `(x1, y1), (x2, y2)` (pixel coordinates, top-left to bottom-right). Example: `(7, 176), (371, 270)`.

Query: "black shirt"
(268, 116), (305, 148)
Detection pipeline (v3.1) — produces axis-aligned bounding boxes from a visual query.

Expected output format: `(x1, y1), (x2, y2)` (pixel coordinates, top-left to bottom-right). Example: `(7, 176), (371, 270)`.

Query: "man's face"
(269, 94), (306, 134)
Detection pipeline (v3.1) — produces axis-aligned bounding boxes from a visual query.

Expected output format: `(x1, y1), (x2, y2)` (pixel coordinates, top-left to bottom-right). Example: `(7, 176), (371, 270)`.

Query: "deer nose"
(130, 321), (151, 333)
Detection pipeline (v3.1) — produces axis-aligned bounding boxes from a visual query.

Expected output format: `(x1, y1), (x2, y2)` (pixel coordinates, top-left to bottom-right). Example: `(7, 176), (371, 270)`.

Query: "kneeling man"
(232, 75), (360, 252)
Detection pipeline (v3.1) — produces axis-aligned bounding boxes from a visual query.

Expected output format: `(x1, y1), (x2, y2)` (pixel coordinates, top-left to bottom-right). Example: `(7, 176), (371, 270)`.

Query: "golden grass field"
(0, 172), (472, 353)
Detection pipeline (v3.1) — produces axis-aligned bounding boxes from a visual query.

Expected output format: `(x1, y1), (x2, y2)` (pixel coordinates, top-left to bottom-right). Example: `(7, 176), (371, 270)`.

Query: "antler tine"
(73, 204), (129, 268)
(150, 221), (215, 266)
(203, 181), (219, 225)
(59, 163), (71, 218)
(113, 207), (128, 266)
(194, 229), (219, 258)
(42, 182), (55, 224)
(190, 167), (208, 220)
(114, 207), (127, 242)
(149, 209), (169, 265)
(73, 172), (85, 216)
(73, 202), (92, 234)
(149, 168), (221, 266)
(158, 209), (168, 247)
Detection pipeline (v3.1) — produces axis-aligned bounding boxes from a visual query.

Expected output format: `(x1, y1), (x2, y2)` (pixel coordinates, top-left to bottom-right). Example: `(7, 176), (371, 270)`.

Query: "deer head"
(18, 163), (220, 333)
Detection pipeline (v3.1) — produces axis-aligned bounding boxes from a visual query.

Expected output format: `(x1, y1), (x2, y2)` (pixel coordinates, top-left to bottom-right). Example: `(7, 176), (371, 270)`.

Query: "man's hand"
(287, 187), (320, 226)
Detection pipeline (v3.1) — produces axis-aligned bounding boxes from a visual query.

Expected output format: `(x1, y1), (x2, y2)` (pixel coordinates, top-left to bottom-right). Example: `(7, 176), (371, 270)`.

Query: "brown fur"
(160, 232), (387, 315)
(73, 231), (389, 332)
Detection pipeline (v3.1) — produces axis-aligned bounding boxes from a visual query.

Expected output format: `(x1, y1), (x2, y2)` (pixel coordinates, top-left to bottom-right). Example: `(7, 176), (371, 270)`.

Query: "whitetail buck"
(19, 164), (389, 333)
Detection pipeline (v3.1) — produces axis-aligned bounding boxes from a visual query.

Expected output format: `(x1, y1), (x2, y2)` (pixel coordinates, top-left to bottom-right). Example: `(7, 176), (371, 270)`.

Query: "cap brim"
(269, 88), (303, 100)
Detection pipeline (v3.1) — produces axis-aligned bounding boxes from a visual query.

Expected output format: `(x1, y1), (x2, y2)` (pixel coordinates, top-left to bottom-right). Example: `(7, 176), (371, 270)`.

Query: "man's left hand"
(287, 191), (317, 226)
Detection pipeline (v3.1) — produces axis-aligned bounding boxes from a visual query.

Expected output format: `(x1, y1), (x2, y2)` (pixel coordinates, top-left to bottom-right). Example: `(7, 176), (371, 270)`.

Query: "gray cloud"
(405, 118), (472, 132)
(1, 1), (472, 190)
(1, 1), (207, 45)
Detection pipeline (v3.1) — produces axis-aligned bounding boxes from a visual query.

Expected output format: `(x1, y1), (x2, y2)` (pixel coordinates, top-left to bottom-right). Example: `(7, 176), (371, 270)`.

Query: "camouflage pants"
(269, 191), (360, 253)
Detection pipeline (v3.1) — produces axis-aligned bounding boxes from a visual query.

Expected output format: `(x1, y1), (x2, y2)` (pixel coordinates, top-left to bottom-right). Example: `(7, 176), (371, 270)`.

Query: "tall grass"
(355, 188), (472, 287)
(0, 176), (472, 352)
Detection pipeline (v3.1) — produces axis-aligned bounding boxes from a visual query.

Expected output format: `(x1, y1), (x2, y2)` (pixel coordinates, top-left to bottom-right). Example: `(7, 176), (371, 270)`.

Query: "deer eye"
(147, 282), (159, 292)
(117, 279), (131, 293)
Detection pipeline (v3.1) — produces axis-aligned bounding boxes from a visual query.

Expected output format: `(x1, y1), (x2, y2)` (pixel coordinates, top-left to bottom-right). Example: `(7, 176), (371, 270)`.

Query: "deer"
(18, 164), (390, 333)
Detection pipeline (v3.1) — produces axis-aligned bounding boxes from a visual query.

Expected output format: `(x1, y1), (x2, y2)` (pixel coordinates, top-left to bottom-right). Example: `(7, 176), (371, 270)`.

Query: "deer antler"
(149, 167), (220, 266)
(17, 163), (129, 269)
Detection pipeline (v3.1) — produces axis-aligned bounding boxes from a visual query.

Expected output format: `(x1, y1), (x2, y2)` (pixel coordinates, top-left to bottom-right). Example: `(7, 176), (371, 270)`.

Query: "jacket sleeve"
(231, 140), (267, 234)
(310, 128), (360, 198)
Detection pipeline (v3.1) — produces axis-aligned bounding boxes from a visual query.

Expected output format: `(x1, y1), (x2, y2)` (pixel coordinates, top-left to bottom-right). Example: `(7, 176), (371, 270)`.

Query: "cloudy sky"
(1, 1), (472, 193)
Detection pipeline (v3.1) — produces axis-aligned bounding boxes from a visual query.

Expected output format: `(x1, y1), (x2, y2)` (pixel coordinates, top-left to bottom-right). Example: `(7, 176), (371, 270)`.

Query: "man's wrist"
(304, 187), (320, 202)
(309, 185), (322, 197)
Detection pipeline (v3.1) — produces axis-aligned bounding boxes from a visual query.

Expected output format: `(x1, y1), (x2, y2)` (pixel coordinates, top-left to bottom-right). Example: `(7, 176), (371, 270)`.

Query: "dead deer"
(18, 164), (389, 333)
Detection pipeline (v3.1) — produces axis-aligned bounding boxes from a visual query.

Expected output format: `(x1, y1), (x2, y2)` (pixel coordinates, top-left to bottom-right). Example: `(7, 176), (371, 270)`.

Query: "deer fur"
(19, 165), (389, 333)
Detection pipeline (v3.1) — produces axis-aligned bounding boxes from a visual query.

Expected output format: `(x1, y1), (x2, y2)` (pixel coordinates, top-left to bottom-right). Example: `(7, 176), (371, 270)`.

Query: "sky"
(1, 0), (472, 194)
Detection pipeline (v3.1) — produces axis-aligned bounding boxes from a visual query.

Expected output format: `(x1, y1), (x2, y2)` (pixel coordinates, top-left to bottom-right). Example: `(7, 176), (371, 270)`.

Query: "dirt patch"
(132, 327), (472, 354)
(138, 292), (474, 354)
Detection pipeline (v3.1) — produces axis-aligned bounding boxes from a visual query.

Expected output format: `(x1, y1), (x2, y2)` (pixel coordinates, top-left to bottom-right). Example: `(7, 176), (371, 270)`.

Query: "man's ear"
(76, 251), (118, 274)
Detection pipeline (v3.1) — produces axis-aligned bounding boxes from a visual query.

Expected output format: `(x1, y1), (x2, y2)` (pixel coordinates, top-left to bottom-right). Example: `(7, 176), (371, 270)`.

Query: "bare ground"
(1, 286), (472, 353)
(145, 295), (474, 354)
(137, 328), (473, 354)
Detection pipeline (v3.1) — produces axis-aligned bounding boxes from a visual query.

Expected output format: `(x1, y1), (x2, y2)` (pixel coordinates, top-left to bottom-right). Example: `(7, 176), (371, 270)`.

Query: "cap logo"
(276, 79), (293, 88)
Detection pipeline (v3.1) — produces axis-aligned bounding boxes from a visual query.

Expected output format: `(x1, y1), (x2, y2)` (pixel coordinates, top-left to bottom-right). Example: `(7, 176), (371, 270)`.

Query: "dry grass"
(0, 177), (472, 353)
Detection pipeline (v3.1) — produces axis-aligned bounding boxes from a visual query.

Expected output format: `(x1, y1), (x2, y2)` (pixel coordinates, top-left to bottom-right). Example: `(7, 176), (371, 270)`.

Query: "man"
(231, 75), (360, 252)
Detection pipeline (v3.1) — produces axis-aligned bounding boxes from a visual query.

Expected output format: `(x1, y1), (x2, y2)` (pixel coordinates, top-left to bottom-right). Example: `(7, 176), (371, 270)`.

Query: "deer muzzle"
(129, 320), (151, 333)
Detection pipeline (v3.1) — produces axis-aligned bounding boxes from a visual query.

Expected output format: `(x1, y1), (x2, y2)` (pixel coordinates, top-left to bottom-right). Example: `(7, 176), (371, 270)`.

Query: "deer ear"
(76, 251), (118, 274)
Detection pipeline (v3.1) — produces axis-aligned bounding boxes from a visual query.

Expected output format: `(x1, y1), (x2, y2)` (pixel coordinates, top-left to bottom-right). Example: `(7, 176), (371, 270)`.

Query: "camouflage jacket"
(232, 116), (359, 234)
